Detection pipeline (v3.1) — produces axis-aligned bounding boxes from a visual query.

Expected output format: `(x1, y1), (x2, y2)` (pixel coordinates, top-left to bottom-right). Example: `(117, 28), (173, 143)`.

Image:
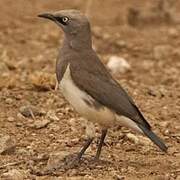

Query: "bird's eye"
(62, 16), (69, 23)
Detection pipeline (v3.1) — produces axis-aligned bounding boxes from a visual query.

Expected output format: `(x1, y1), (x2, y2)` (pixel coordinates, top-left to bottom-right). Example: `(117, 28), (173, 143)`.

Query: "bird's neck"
(63, 30), (92, 50)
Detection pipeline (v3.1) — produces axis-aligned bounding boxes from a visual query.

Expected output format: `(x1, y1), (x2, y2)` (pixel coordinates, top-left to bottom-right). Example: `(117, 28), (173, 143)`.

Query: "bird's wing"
(70, 53), (151, 130)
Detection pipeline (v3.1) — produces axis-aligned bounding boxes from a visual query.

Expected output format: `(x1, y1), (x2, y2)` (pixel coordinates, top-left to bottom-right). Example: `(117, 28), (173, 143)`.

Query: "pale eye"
(62, 16), (69, 23)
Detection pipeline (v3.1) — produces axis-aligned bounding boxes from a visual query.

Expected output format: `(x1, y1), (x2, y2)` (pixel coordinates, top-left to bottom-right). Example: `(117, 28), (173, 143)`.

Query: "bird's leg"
(94, 129), (107, 161)
(63, 138), (94, 169)
(76, 137), (94, 162)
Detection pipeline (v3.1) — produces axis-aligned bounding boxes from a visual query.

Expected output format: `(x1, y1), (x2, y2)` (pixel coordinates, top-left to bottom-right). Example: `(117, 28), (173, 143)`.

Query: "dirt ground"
(0, 0), (180, 179)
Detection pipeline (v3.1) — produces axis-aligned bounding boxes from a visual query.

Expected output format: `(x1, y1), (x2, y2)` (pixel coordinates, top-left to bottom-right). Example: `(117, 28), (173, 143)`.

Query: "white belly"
(59, 64), (142, 134)
(59, 64), (116, 128)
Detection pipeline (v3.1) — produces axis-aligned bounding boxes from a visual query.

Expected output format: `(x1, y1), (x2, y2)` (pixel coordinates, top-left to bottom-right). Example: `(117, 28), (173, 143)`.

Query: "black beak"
(38, 13), (56, 21)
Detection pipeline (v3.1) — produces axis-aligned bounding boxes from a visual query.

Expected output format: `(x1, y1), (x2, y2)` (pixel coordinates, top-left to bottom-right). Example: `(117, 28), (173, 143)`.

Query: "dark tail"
(138, 124), (168, 152)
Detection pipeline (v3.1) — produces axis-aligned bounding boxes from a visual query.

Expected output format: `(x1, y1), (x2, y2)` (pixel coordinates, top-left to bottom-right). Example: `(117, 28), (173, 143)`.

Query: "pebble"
(46, 151), (70, 171)
(115, 40), (127, 48)
(168, 28), (179, 38)
(1, 169), (25, 180)
(126, 133), (139, 144)
(46, 110), (59, 121)
(113, 174), (125, 180)
(29, 71), (56, 91)
(126, 133), (151, 146)
(7, 116), (15, 122)
(0, 135), (16, 154)
(107, 56), (131, 74)
(69, 118), (77, 131)
(0, 61), (9, 74)
(5, 98), (13, 104)
(32, 119), (51, 129)
(154, 175), (171, 180)
(161, 121), (170, 128)
(17, 112), (27, 120)
(19, 105), (45, 118)
(153, 45), (172, 60)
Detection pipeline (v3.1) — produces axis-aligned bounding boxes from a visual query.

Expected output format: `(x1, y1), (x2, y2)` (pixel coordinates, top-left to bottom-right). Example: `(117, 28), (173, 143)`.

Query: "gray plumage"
(38, 9), (167, 157)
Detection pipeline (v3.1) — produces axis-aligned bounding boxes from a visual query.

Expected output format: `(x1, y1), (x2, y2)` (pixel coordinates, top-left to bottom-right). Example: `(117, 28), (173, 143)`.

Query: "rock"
(19, 105), (46, 118)
(139, 136), (151, 146)
(36, 176), (60, 180)
(0, 135), (15, 154)
(5, 98), (13, 104)
(168, 28), (179, 38)
(113, 174), (125, 180)
(154, 175), (171, 180)
(115, 40), (127, 48)
(29, 71), (56, 91)
(0, 61), (9, 74)
(46, 110), (59, 121)
(46, 151), (70, 171)
(32, 119), (51, 129)
(17, 112), (27, 120)
(7, 116), (15, 122)
(1, 169), (25, 180)
(68, 118), (77, 131)
(153, 45), (172, 60)
(126, 133), (139, 144)
(0, 76), (16, 90)
(126, 133), (151, 146)
(161, 121), (170, 128)
(107, 56), (130, 74)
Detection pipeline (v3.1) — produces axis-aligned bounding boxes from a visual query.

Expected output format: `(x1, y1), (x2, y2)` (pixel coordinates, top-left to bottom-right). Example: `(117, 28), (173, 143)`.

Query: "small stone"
(19, 105), (45, 118)
(0, 135), (15, 154)
(126, 133), (139, 144)
(164, 129), (170, 135)
(127, 166), (136, 173)
(107, 56), (131, 74)
(69, 118), (77, 131)
(114, 174), (125, 180)
(46, 151), (70, 170)
(126, 133), (151, 146)
(16, 122), (23, 127)
(46, 110), (59, 121)
(168, 28), (179, 38)
(161, 121), (170, 128)
(2, 169), (25, 180)
(5, 98), (13, 104)
(17, 112), (27, 120)
(49, 124), (60, 132)
(116, 40), (127, 48)
(153, 45), (172, 60)
(33, 119), (51, 129)
(0, 61), (9, 74)
(7, 116), (15, 122)
(139, 136), (151, 146)
(154, 175), (170, 180)
(29, 71), (56, 91)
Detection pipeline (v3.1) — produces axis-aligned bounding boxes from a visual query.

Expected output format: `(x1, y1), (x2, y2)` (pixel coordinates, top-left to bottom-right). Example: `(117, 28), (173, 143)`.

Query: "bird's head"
(38, 9), (90, 37)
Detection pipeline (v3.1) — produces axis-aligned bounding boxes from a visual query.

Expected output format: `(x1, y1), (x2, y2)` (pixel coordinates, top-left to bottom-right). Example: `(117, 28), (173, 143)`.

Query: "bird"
(38, 9), (167, 164)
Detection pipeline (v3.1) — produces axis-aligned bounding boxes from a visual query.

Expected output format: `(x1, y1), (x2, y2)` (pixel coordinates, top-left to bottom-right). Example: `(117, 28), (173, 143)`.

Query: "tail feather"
(138, 124), (168, 152)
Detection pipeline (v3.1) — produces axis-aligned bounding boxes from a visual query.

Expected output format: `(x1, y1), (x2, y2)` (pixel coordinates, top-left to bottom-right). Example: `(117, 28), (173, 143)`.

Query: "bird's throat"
(63, 32), (92, 50)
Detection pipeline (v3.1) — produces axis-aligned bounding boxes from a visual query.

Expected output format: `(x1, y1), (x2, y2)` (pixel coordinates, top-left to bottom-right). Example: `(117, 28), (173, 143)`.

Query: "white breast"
(59, 64), (116, 128)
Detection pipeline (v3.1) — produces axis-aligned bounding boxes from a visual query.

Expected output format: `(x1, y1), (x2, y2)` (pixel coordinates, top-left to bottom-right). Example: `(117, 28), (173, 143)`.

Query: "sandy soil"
(0, 0), (179, 179)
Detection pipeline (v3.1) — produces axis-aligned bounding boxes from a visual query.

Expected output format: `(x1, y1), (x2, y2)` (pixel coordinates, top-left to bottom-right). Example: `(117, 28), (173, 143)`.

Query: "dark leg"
(76, 137), (94, 161)
(94, 129), (107, 160)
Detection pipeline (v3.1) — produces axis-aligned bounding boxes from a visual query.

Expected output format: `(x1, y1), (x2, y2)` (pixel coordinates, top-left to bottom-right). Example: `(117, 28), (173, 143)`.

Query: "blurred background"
(0, 0), (180, 179)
